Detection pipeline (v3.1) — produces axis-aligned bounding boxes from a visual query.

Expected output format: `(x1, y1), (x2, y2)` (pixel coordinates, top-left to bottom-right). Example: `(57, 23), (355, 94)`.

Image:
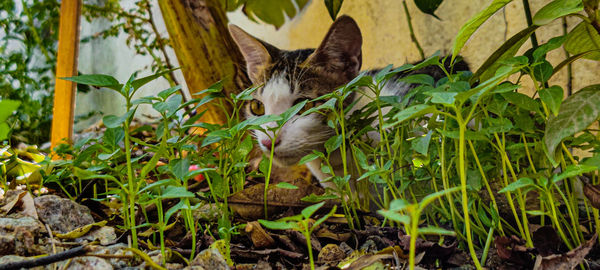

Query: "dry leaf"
(245, 221), (275, 249)
(533, 234), (597, 270)
(583, 182), (600, 209)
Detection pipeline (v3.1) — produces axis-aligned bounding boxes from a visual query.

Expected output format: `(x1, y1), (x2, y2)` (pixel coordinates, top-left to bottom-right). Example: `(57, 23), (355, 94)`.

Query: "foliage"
(0, 0), (60, 145)
(3, 0), (600, 269)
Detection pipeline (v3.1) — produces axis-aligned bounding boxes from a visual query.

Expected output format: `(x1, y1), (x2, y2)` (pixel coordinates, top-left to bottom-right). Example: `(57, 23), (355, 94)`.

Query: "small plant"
(259, 202), (337, 270)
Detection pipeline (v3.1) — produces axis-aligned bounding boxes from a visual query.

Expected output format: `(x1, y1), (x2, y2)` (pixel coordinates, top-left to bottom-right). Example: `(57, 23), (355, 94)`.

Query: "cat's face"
(229, 16), (362, 166)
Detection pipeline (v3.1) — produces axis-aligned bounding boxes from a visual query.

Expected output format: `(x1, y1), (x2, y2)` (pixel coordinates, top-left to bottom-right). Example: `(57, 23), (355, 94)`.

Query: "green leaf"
(299, 152), (320, 165)
(60, 74), (120, 90)
(501, 92), (539, 112)
(0, 100), (21, 123)
(533, 35), (567, 62)
(160, 186), (195, 199)
(531, 60), (553, 83)
(539, 86), (564, 116)
(324, 134), (343, 153)
(419, 186), (460, 211)
(552, 164), (598, 183)
(157, 85), (182, 100)
(258, 219), (299, 230)
(414, 0), (443, 19)
(411, 130), (432, 155)
(564, 21), (600, 60)
(171, 158), (190, 181)
(473, 25), (538, 83)
(278, 99), (307, 125)
(544, 84), (600, 158)
(276, 182), (299, 189)
(301, 193), (339, 202)
(377, 209), (410, 224)
(398, 74), (435, 86)
(418, 226), (456, 236)
(532, 0), (583, 26)
(485, 117), (513, 133)
(384, 105), (436, 128)
(430, 92), (457, 105)
(103, 110), (135, 129)
(243, 0), (309, 29)
(301, 201), (325, 219)
(498, 177), (536, 193)
(451, 0), (514, 63)
(0, 123), (10, 141)
(132, 68), (180, 90)
(324, 0), (343, 20)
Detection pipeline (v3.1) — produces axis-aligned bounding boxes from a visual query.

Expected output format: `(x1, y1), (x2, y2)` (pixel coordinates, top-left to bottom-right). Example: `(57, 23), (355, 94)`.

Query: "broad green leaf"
(0, 100), (21, 122)
(243, 0), (309, 29)
(532, 0), (583, 26)
(301, 201), (325, 219)
(501, 92), (539, 112)
(278, 99), (307, 125)
(451, 0), (513, 63)
(398, 74), (435, 86)
(430, 92), (457, 105)
(324, 134), (343, 153)
(157, 85), (182, 100)
(0, 123), (10, 141)
(499, 177), (536, 193)
(98, 149), (119, 160)
(539, 86), (563, 116)
(165, 200), (185, 222)
(544, 84), (600, 158)
(276, 182), (299, 189)
(531, 60), (553, 83)
(299, 152), (320, 165)
(414, 0), (443, 19)
(473, 25), (538, 83)
(532, 35), (567, 62)
(324, 0), (343, 20)
(552, 164), (598, 183)
(171, 158), (190, 181)
(564, 21), (600, 60)
(411, 51), (440, 70)
(103, 110), (135, 129)
(61, 74), (120, 90)
(159, 186), (195, 199)
(411, 130), (432, 155)
(132, 68), (179, 90)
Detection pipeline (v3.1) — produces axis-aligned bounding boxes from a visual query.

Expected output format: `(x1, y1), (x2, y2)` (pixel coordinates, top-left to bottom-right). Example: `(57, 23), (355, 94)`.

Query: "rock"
(34, 195), (94, 234)
(62, 256), (113, 270)
(79, 226), (116, 245)
(318, 244), (346, 263)
(88, 243), (133, 269)
(190, 248), (230, 270)
(0, 216), (46, 256)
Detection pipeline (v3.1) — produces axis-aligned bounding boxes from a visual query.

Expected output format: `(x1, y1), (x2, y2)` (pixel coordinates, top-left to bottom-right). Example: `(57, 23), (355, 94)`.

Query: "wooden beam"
(50, 0), (81, 154)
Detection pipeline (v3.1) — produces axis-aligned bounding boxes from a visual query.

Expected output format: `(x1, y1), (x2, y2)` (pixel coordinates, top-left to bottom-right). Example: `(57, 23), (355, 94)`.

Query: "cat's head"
(229, 15), (362, 166)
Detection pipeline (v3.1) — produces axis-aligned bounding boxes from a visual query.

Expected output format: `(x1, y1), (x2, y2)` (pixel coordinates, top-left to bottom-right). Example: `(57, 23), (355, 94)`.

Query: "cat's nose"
(261, 138), (281, 150)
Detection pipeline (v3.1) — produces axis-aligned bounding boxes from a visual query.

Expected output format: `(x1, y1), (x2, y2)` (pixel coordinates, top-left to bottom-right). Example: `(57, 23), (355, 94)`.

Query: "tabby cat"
(229, 15), (468, 192)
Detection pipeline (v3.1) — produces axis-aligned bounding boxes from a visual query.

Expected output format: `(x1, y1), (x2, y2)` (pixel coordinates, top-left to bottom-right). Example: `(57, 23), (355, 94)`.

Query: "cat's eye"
(249, 99), (265, 115)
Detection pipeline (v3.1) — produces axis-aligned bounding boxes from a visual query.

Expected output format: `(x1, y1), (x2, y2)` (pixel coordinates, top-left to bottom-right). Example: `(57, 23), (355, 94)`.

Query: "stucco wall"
(228, 0), (600, 96)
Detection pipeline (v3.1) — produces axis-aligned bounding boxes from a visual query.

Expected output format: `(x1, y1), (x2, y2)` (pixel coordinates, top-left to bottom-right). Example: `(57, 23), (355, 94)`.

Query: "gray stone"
(190, 248), (229, 270)
(34, 195), (94, 234)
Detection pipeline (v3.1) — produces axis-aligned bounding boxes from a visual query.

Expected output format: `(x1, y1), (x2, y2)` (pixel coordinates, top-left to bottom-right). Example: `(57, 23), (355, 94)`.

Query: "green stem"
(458, 120), (482, 270)
(521, 0), (539, 49)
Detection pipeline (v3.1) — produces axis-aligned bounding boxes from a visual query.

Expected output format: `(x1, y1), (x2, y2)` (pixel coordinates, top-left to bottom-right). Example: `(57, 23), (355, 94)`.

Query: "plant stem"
(123, 104), (138, 249)
(458, 120), (482, 270)
(402, 0), (425, 60)
(521, 0), (539, 49)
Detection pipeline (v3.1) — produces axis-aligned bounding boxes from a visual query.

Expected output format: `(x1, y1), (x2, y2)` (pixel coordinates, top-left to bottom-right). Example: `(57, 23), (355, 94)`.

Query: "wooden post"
(50, 0), (81, 154)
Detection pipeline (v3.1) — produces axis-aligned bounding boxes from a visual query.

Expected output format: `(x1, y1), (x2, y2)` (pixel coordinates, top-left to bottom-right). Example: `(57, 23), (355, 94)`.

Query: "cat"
(228, 15), (468, 195)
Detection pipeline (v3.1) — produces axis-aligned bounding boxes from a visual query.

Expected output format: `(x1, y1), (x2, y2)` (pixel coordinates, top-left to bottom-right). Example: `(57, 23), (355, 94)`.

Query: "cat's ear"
(229, 24), (277, 83)
(306, 15), (362, 82)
